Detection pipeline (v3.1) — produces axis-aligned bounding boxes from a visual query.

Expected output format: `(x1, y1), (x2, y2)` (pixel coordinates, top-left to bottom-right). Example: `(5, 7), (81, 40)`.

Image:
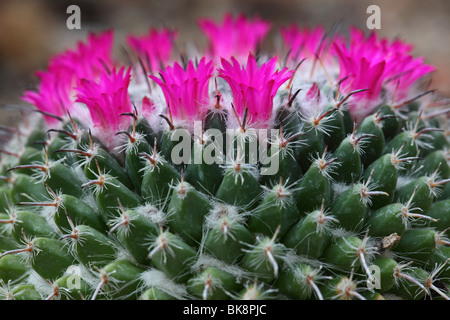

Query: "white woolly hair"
(25, 270), (51, 299)
(127, 70), (166, 132)
(196, 202), (253, 265)
(203, 202), (246, 230)
(330, 181), (351, 201)
(237, 279), (280, 300)
(139, 268), (190, 300)
(396, 175), (416, 191)
(114, 131), (147, 155)
(190, 254), (251, 284)
(135, 202), (168, 226)
(220, 154), (260, 186)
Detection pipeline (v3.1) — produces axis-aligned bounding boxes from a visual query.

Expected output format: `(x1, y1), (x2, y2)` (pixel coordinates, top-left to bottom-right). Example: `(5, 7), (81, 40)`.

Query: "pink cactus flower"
(333, 27), (434, 119)
(149, 58), (215, 129)
(347, 28), (434, 96)
(384, 55), (435, 103)
(21, 30), (115, 124)
(333, 28), (388, 119)
(334, 41), (386, 109)
(141, 96), (157, 118)
(280, 25), (331, 62)
(21, 66), (74, 124)
(56, 30), (114, 80)
(370, 32), (435, 103)
(76, 67), (132, 147)
(127, 27), (178, 73)
(198, 13), (271, 63)
(218, 53), (294, 127)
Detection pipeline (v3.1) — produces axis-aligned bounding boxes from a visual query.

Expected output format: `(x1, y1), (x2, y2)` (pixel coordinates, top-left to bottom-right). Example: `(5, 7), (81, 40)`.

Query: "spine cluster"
(0, 13), (448, 300)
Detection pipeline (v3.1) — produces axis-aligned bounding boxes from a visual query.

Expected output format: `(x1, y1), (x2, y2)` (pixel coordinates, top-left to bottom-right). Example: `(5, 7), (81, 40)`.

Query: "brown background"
(0, 0), (449, 128)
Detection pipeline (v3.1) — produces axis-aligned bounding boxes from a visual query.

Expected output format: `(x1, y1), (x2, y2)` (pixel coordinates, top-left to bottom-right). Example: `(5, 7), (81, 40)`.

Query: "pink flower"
(384, 55), (435, 102)
(51, 30), (115, 83)
(21, 30), (115, 125)
(280, 25), (331, 62)
(126, 27), (178, 73)
(218, 53), (294, 126)
(21, 66), (73, 124)
(149, 58), (214, 128)
(141, 96), (157, 117)
(333, 27), (434, 119)
(76, 67), (132, 144)
(371, 32), (435, 102)
(198, 13), (271, 63)
(333, 29), (387, 119)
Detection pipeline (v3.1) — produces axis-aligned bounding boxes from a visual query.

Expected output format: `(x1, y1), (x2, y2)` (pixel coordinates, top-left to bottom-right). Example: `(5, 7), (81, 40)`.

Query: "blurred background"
(0, 0), (449, 128)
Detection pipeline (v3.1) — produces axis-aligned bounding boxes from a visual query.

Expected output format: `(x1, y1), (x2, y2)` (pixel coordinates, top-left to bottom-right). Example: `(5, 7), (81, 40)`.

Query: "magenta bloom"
(141, 96), (157, 117)
(384, 55), (435, 102)
(333, 27), (434, 118)
(348, 28), (434, 96)
(333, 29), (388, 119)
(218, 53), (294, 126)
(280, 25), (333, 62)
(334, 42), (386, 109)
(198, 13), (271, 62)
(21, 30), (115, 124)
(127, 27), (178, 73)
(368, 32), (435, 102)
(149, 58), (214, 128)
(50, 30), (115, 84)
(21, 66), (74, 124)
(76, 67), (132, 144)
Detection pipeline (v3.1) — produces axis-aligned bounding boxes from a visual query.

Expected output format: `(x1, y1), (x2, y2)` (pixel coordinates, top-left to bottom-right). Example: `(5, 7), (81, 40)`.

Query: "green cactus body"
(0, 14), (448, 301)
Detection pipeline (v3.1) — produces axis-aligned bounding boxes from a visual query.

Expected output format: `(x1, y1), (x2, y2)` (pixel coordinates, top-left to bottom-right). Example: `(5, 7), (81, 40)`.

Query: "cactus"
(0, 13), (449, 301)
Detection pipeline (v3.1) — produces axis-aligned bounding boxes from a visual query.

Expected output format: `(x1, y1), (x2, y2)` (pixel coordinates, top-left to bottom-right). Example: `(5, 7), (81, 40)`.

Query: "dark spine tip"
(287, 89), (302, 107)
(6, 165), (46, 173)
(46, 129), (77, 141)
(35, 110), (64, 122)
(120, 112), (138, 120)
(159, 114), (174, 131)
(394, 90), (435, 109)
(51, 149), (91, 158)
(137, 152), (156, 166)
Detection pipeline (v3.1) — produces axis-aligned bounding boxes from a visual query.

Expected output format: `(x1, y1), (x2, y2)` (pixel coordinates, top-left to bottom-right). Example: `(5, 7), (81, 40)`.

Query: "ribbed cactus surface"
(0, 13), (449, 300)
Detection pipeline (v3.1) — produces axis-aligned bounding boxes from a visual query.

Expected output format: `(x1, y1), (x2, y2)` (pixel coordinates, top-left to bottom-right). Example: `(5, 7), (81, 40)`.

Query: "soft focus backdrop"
(0, 0), (449, 129)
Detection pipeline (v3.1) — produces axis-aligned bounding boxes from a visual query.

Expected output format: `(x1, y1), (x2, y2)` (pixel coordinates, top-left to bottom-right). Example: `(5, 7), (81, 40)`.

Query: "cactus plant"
(0, 13), (449, 301)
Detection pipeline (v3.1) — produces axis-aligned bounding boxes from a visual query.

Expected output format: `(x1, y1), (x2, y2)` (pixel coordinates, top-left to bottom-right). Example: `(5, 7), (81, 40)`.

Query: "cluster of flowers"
(22, 13), (435, 149)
